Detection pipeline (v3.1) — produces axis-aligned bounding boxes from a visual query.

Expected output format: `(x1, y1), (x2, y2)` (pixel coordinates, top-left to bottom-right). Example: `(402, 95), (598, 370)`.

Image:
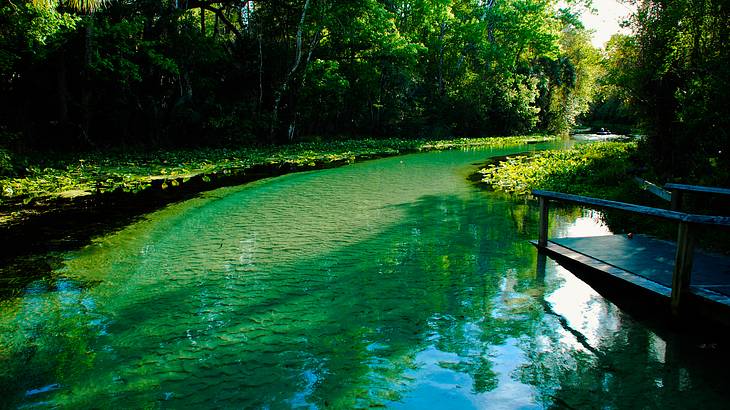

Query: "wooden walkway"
(533, 236), (730, 318)
(532, 187), (730, 325)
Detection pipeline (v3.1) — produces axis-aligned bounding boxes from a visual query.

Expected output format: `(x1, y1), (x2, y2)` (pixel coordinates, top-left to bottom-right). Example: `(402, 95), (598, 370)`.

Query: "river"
(1, 144), (728, 409)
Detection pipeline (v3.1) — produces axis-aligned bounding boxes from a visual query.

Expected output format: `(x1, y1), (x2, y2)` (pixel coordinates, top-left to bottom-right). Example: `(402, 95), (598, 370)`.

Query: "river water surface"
(1, 145), (728, 409)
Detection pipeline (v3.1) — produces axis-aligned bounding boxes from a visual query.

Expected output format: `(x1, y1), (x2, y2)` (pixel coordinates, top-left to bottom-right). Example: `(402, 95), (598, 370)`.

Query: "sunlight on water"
(546, 209), (615, 352)
(544, 207), (613, 240)
(1, 144), (728, 409)
(560, 210), (612, 238)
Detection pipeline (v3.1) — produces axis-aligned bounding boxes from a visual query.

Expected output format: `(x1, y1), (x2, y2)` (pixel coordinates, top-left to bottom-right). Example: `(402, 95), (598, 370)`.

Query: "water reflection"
(0, 148), (728, 409)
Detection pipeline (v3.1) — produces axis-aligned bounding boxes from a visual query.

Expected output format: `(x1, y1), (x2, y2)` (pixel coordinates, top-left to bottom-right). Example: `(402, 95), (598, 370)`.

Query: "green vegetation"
(0, 148), (13, 177)
(0, 135), (554, 204)
(0, 0), (727, 224)
(479, 141), (638, 198)
(590, 0), (729, 184)
(1, 0), (598, 150)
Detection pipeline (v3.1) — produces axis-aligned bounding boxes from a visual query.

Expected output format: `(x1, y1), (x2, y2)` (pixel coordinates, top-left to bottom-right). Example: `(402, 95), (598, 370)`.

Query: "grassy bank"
(478, 141), (639, 199)
(0, 135), (558, 296)
(0, 135), (555, 215)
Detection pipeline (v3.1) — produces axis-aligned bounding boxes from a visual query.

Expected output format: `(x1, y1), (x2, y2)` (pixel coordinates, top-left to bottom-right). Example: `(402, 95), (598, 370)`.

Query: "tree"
(31, 0), (108, 13)
(2, 0), (606, 149)
(540, 19), (601, 134)
(621, 0), (730, 181)
(588, 34), (638, 128)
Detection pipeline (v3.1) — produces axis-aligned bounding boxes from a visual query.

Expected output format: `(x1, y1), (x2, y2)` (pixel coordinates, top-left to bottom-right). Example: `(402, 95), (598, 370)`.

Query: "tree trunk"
(287, 31), (320, 141)
(270, 0), (311, 141)
(186, 1), (244, 41)
(438, 21), (446, 97)
(201, 8), (206, 36)
(259, 34), (264, 107)
(214, 11), (219, 37)
(483, 0), (497, 44)
(80, 22), (94, 145)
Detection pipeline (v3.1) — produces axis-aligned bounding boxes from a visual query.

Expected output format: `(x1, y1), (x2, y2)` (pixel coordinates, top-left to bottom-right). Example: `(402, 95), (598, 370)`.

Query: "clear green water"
(1, 146), (728, 409)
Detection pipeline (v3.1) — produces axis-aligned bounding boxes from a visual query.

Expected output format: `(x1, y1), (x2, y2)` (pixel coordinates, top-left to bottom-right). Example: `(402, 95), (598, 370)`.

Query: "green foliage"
(587, 34), (639, 127)
(0, 148), (14, 177)
(24, 3), (80, 48)
(90, 17), (147, 84)
(0, 2), (79, 74)
(480, 141), (638, 198)
(1, 0), (601, 147)
(596, 1), (730, 182)
(31, 0), (108, 13)
(543, 27), (602, 134)
(0, 135), (555, 203)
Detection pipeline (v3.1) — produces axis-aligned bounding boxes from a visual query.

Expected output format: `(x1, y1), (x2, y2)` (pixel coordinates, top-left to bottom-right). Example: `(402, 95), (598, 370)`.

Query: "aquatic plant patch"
(478, 141), (638, 198)
(0, 136), (555, 204)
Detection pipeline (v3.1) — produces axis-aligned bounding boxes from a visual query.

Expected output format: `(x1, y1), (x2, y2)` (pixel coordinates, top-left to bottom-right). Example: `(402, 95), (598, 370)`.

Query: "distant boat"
(596, 128), (611, 135)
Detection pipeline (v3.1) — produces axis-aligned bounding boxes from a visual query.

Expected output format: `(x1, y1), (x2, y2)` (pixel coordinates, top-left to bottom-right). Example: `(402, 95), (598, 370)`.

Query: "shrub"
(479, 141), (638, 198)
(0, 148), (14, 177)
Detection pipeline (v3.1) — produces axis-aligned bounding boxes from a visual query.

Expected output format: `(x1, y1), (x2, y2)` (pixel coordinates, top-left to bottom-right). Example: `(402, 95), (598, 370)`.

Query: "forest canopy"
(1, 0), (599, 148)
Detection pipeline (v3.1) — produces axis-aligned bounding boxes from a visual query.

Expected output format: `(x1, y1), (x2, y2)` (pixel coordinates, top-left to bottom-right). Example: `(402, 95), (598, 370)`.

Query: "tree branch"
(200, 4), (243, 41)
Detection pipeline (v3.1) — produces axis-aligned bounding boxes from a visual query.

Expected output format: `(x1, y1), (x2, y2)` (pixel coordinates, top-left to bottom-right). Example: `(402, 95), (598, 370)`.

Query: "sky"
(574, 0), (637, 48)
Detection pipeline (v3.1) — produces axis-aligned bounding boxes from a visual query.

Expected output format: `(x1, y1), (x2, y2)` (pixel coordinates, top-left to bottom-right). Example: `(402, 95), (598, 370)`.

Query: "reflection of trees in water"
(2, 192), (728, 408)
(392, 194), (729, 409)
(517, 313), (726, 410)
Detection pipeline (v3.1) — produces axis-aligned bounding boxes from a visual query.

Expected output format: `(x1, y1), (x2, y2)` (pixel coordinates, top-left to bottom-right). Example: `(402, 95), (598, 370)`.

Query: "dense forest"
(0, 0), (728, 181)
(1, 0), (600, 146)
(594, 0), (730, 181)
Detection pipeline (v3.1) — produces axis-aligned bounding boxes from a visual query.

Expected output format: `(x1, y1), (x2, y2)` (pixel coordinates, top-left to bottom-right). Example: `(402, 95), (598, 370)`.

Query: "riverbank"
(476, 140), (672, 235)
(0, 135), (556, 283)
(0, 136), (555, 226)
(477, 140), (667, 235)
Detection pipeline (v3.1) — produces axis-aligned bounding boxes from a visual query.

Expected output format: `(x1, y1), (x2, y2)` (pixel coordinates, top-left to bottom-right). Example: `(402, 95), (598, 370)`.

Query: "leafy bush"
(0, 148), (13, 177)
(479, 141), (638, 198)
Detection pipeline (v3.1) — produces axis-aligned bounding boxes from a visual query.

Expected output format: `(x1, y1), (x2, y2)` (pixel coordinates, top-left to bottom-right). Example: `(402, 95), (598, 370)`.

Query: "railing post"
(538, 197), (549, 247)
(670, 190), (683, 211)
(671, 221), (695, 316)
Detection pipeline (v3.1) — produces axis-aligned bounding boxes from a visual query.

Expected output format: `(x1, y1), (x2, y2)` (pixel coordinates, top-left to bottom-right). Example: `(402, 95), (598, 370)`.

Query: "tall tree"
(623, 0), (730, 180)
(2, 0), (604, 148)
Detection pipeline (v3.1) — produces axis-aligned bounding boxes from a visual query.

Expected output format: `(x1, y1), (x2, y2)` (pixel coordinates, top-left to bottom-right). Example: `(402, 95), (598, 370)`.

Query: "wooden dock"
(533, 235), (730, 324)
(532, 188), (730, 325)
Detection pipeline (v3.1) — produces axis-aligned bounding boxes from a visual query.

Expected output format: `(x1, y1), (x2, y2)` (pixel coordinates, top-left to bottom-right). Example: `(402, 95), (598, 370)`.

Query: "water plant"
(479, 141), (638, 198)
(0, 136), (555, 205)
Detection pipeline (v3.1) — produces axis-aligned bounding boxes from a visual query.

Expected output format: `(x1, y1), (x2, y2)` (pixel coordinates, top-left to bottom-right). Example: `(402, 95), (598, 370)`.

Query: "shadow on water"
(0, 161), (362, 300)
(2, 188), (729, 409)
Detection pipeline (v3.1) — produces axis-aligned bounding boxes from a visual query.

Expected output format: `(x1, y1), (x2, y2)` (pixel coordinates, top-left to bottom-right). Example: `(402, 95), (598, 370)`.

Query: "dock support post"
(671, 221), (695, 316)
(536, 254), (547, 282)
(538, 197), (549, 247)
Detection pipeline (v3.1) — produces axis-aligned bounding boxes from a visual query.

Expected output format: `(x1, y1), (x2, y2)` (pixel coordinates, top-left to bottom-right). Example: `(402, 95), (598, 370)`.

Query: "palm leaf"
(32, 0), (109, 13)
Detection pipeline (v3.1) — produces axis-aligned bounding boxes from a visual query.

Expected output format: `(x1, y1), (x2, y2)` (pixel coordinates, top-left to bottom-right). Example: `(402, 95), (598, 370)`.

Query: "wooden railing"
(664, 183), (730, 211)
(532, 189), (730, 315)
(634, 177), (672, 201)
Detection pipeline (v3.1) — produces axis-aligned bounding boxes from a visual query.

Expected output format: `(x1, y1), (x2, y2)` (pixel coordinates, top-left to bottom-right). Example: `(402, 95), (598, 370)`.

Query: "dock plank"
(534, 234), (730, 324)
(551, 235), (730, 297)
(532, 239), (672, 299)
